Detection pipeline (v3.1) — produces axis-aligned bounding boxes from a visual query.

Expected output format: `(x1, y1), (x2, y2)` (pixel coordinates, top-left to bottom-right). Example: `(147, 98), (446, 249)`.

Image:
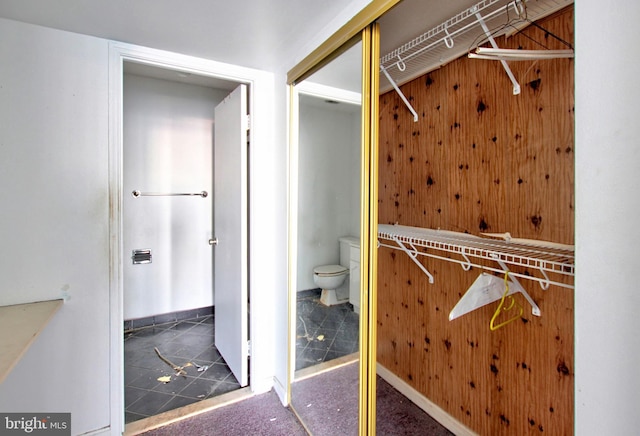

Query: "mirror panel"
(289, 37), (363, 435)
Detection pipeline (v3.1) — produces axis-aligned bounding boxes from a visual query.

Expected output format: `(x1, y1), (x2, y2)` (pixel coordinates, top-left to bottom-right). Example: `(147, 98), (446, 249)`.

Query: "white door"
(213, 84), (249, 387)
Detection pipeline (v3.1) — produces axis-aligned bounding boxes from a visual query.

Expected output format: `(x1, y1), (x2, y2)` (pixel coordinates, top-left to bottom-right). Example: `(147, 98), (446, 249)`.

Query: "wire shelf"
(378, 224), (574, 289)
(379, 0), (573, 93)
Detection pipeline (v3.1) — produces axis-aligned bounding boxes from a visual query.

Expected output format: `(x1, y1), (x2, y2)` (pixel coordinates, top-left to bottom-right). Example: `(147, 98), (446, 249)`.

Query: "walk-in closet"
(376, 1), (574, 433)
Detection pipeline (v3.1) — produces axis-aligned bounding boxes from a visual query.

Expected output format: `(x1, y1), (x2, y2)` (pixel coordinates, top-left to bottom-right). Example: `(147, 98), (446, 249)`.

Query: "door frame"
(108, 41), (275, 433)
(286, 1), (399, 434)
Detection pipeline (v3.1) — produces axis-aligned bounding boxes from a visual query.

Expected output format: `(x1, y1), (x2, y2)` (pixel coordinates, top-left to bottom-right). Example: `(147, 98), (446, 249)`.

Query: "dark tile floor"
(295, 289), (360, 371)
(124, 315), (240, 423)
(124, 292), (359, 423)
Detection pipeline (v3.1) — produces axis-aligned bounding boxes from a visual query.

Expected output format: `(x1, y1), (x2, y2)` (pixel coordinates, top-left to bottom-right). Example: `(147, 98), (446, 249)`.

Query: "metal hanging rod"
(131, 190), (208, 198)
(378, 224), (575, 290)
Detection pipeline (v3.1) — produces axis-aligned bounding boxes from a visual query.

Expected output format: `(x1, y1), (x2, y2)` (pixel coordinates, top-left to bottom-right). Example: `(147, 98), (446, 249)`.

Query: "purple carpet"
(142, 362), (454, 435)
(141, 389), (306, 436)
(291, 361), (454, 435)
(291, 363), (359, 435)
(376, 377), (453, 435)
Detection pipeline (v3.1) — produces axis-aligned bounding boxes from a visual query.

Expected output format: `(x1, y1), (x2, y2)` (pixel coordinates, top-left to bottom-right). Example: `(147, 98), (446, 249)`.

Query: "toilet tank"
(339, 236), (359, 268)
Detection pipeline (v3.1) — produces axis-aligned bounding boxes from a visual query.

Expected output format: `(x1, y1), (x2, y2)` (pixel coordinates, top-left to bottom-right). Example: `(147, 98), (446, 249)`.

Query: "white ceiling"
(0, 0), (361, 72)
(0, 0), (481, 78)
(123, 61), (240, 91)
(0, 0), (571, 93)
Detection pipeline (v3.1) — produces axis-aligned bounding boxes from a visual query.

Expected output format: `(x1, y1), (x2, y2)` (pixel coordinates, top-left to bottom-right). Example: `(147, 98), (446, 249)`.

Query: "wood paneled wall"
(377, 7), (574, 435)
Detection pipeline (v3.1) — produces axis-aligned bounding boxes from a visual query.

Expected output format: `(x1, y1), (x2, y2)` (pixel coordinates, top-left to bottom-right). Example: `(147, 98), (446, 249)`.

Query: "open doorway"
(121, 61), (249, 423)
(109, 42), (280, 436)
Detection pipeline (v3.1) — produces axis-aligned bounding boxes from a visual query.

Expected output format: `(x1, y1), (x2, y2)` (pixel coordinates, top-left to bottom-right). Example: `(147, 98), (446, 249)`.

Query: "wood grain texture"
(378, 7), (574, 435)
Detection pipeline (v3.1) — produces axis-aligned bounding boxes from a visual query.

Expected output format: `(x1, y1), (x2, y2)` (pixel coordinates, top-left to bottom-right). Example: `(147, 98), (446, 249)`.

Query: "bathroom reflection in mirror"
(289, 38), (362, 433)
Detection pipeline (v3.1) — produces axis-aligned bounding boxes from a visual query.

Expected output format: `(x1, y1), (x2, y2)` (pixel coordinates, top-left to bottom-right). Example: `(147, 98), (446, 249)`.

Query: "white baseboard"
(376, 363), (478, 436)
(273, 375), (288, 406)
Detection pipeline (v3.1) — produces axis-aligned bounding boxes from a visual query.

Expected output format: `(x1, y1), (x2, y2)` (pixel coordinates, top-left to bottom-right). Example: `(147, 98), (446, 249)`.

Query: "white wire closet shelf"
(379, 0), (574, 94)
(377, 224), (574, 290)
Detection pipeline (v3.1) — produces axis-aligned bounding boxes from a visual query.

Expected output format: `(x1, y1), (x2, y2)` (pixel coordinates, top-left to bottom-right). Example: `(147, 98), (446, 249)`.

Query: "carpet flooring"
(140, 389), (306, 436)
(291, 361), (454, 435)
(139, 361), (453, 435)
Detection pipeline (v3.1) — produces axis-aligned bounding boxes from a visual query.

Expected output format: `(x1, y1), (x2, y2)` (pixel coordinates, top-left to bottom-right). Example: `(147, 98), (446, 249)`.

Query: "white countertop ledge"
(0, 299), (64, 384)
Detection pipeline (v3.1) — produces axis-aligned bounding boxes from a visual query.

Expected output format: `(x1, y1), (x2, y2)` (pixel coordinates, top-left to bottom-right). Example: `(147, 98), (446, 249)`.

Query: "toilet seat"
(313, 264), (348, 277)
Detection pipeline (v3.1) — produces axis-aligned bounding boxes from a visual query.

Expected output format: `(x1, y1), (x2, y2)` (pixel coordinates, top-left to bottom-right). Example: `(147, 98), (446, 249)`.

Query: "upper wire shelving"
(378, 224), (574, 290)
(378, 0), (574, 118)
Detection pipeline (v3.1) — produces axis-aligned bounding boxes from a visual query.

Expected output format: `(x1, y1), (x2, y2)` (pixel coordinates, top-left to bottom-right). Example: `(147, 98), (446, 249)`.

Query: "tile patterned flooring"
(295, 289), (360, 371)
(124, 290), (359, 422)
(124, 315), (240, 423)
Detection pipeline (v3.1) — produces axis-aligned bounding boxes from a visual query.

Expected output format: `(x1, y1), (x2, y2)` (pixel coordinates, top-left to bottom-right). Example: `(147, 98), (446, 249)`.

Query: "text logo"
(1, 414), (70, 435)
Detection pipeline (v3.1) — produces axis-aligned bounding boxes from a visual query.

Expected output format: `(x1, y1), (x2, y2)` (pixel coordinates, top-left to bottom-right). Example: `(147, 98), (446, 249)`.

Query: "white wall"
(0, 18), (111, 435)
(0, 17), (281, 434)
(296, 99), (361, 291)
(14, 1), (636, 433)
(272, 1), (373, 402)
(574, 1), (640, 434)
(123, 73), (229, 320)
(0, 1), (372, 432)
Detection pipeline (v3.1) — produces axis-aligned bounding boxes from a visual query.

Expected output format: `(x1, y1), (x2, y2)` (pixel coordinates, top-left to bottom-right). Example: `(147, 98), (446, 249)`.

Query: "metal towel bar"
(132, 190), (208, 198)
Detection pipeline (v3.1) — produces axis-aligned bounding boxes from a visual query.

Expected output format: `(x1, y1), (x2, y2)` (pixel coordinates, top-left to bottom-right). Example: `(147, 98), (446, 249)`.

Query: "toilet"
(313, 264), (349, 306)
(313, 236), (359, 307)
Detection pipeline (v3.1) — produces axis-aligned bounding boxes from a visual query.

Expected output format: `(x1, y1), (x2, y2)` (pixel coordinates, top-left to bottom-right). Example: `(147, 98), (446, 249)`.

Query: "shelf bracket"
(474, 11), (521, 95)
(380, 64), (419, 122)
(393, 237), (434, 283)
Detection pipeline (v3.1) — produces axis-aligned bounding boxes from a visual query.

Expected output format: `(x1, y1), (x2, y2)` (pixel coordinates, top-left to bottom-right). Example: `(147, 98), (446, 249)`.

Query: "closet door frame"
(286, 1), (399, 434)
(109, 41), (276, 434)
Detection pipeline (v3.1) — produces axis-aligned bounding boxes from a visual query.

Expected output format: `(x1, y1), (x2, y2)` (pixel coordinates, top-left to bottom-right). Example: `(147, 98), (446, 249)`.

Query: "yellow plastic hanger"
(489, 271), (524, 331)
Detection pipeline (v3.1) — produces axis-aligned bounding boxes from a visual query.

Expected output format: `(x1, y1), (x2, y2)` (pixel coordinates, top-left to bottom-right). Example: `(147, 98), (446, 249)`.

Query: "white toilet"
(313, 264), (349, 306)
(313, 236), (358, 307)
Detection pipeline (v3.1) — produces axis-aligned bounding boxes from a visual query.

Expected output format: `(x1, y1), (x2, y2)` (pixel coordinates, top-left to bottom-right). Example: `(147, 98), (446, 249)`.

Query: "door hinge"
(246, 340), (251, 357)
(245, 114), (251, 131)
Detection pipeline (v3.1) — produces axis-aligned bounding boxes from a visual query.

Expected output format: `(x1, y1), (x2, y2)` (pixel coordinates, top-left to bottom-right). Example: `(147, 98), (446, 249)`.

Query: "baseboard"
(272, 375), (288, 405)
(124, 306), (214, 332)
(376, 363), (478, 436)
(250, 375), (274, 396)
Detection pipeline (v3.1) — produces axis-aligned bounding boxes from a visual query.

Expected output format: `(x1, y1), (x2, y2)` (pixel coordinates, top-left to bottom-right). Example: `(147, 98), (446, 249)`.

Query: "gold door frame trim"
(286, 0), (400, 85)
(287, 1), (397, 435)
(359, 22), (381, 436)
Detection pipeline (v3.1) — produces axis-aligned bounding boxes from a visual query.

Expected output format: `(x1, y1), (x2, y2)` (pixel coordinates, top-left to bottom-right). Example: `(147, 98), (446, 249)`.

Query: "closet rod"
(378, 241), (572, 290)
(468, 47), (575, 60)
(131, 190), (208, 198)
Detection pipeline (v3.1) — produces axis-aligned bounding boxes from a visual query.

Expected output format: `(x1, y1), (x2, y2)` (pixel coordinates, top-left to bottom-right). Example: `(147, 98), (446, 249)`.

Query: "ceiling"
(0, 0), (572, 93)
(0, 0), (362, 72)
(123, 61), (239, 91)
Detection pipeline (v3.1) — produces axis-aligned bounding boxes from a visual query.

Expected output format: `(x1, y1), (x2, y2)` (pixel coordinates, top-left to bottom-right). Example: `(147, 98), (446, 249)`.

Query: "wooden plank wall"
(377, 7), (574, 435)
